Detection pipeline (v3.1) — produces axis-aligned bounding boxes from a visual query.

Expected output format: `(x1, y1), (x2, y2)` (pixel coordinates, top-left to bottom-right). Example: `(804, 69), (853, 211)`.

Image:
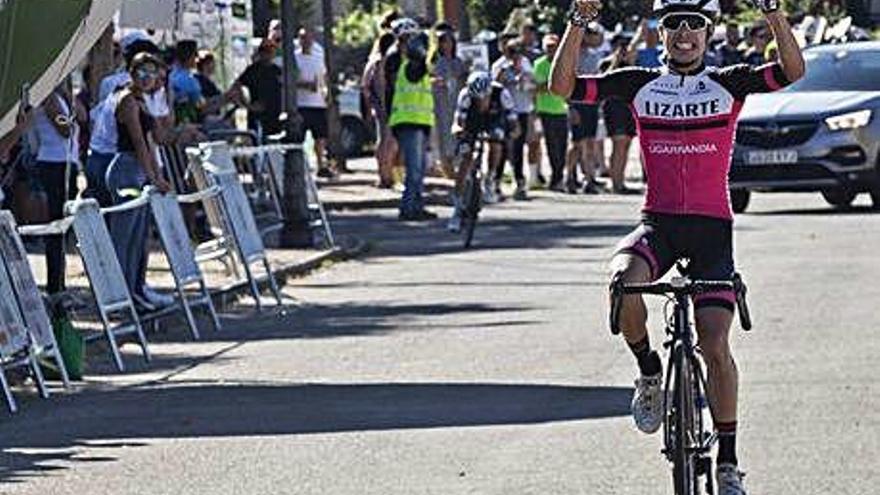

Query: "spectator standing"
(714, 22), (745, 67)
(170, 40), (204, 125)
(565, 23), (604, 194)
(600, 33), (639, 194)
(195, 50), (222, 99)
(33, 85), (83, 294)
(744, 23), (770, 66)
(294, 28), (333, 178)
(632, 19), (663, 68)
(362, 32), (397, 188)
(533, 35), (568, 190)
(384, 18), (436, 221)
(491, 38), (535, 200)
(520, 23), (547, 189)
(88, 37), (171, 207)
(231, 40), (284, 137)
(104, 53), (173, 312)
(430, 28), (467, 179)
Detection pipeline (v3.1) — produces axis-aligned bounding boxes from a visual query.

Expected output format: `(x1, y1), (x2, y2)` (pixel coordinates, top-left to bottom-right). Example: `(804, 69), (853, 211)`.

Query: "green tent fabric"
(0, 0), (120, 137)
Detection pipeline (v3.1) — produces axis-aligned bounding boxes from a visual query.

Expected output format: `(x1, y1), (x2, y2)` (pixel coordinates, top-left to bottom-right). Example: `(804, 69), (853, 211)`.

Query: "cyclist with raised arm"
(550, 0), (804, 493)
(447, 71), (519, 233)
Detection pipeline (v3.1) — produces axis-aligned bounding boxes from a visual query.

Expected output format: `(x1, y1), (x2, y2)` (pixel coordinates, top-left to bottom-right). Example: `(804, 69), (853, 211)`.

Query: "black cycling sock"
(628, 336), (662, 376)
(716, 421), (738, 466)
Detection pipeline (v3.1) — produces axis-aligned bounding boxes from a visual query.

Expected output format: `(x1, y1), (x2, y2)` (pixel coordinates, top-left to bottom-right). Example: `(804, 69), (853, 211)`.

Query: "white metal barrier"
(69, 199), (151, 371)
(191, 142), (282, 309)
(0, 211), (70, 389)
(148, 187), (221, 338)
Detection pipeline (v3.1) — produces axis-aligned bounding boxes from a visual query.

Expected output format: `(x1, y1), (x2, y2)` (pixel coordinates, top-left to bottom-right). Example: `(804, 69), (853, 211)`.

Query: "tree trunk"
(321, 0), (346, 171)
(279, 0), (313, 248)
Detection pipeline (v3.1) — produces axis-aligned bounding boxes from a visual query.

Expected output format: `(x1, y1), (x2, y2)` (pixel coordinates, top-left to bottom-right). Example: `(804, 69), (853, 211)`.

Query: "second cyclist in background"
(447, 71), (519, 233)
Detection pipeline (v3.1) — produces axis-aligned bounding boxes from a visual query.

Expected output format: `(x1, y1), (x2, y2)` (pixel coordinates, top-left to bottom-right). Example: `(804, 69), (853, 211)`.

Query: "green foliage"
(332, 0), (395, 49)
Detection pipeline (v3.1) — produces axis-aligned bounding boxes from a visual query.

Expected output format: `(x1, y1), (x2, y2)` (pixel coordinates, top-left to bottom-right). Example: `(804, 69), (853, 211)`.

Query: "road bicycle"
(458, 134), (490, 249)
(610, 264), (752, 495)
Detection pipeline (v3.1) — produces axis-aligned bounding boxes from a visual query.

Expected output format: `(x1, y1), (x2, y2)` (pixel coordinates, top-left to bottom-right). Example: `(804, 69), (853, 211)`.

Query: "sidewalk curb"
(210, 234), (369, 309)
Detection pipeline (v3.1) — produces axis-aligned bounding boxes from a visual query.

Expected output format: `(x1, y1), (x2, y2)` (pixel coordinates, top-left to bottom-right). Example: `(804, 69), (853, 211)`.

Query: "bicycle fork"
(662, 295), (717, 495)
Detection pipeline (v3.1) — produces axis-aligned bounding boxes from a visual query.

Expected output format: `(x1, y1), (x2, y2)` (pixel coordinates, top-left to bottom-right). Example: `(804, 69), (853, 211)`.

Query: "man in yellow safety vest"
(382, 17), (437, 221)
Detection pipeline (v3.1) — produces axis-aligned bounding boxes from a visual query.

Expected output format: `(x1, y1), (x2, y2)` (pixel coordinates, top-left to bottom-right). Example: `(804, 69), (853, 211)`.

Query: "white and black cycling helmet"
(466, 71), (493, 99)
(391, 17), (420, 38)
(653, 0), (720, 21)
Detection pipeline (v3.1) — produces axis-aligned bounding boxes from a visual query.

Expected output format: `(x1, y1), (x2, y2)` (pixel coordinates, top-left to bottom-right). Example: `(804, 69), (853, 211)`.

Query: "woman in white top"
(33, 85), (83, 294)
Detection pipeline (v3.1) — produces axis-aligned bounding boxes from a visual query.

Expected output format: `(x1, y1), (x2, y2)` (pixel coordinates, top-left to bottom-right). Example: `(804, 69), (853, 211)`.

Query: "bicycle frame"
(663, 290), (714, 495)
(609, 273), (751, 495)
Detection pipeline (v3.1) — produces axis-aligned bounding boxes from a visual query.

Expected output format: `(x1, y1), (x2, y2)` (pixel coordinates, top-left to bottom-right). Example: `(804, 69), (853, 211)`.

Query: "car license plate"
(746, 150), (798, 165)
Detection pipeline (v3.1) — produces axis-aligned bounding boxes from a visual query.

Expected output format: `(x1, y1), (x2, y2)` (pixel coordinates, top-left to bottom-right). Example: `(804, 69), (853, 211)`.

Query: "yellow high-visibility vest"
(389, 61), (434, 128)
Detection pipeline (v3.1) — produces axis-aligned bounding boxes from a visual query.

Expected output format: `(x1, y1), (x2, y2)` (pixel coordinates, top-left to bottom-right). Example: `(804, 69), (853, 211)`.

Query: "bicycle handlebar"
(609, 273), (752, 334)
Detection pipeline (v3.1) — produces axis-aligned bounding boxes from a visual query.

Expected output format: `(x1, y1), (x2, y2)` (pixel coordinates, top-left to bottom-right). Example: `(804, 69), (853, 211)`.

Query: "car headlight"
(825, 110), (872, 131)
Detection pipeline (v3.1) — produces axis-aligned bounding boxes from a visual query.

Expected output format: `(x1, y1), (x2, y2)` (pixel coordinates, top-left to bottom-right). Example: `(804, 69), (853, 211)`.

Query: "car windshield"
(783, 49), (880, 92)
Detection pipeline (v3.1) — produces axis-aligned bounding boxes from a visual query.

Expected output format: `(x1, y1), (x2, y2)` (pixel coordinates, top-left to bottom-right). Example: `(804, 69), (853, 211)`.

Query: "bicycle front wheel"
(670, 344), (700, 495)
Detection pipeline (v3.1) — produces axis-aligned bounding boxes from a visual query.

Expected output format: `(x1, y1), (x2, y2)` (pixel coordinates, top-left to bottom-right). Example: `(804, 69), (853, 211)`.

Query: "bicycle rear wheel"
(461, 173), (481, 248)
(670, 344), (700, 495)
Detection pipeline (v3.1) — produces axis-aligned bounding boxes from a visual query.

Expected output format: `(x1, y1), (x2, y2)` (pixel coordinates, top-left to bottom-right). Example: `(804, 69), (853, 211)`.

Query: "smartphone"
(647, 19), (659, 30)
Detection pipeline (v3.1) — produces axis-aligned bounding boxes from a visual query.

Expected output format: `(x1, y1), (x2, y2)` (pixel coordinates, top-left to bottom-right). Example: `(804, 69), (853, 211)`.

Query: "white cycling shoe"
(483, 179), (498, 204)
(716, 463), (747, 495)
(632, 372), (664, 434)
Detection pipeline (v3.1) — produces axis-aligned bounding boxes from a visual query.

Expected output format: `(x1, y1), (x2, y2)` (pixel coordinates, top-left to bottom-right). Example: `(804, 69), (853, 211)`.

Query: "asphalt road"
(1, 188), (878, 495)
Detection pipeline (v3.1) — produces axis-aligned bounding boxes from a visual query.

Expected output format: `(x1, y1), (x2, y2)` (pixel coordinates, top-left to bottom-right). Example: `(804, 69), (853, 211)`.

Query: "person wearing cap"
(533, 34), (569, 190)
(88, 35), (172, 207)
(551, 0), (803, 492)
(384, 18), (436, 221)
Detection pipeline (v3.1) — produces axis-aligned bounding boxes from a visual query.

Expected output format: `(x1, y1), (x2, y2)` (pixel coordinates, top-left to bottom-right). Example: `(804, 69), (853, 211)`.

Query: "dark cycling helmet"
(466, 71), (492, 99)
(652, 0), (720, 21)
(391, 18), (420, 38)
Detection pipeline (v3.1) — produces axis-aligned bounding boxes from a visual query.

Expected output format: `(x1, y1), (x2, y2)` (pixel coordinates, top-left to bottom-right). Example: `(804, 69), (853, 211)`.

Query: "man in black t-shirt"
(231, 40), (284, 136)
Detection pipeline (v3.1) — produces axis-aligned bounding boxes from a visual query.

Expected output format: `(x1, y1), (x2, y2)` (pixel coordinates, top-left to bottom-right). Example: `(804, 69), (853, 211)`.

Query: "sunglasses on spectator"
(660, 13), (712, 32)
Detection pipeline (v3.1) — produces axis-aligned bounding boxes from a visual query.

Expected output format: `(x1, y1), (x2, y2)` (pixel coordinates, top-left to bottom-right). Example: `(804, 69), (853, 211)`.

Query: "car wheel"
(821, 187), (857, 209)
(730, 190), (750, 214)
(340, 116), (366, 158)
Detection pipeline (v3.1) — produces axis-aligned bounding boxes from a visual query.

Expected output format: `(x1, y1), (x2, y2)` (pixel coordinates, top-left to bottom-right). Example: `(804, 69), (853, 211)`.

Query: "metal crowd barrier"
(0, 226), (49, 412)
(69, 199), (152, 371)
(0, 212), (71, 391)
(190, 142), (282, 309)
(148, 187), (221, 338)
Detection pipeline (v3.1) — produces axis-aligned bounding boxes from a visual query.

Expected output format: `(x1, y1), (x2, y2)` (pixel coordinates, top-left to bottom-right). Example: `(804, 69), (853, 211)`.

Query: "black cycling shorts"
(570, 103), (599, 141)
(614, 212), (736, 311)
(602, 99), (636, 138)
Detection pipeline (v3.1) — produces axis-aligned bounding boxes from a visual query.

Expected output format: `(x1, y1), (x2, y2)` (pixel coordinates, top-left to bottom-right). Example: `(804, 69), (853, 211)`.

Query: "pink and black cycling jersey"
(571, 63), (791, 220)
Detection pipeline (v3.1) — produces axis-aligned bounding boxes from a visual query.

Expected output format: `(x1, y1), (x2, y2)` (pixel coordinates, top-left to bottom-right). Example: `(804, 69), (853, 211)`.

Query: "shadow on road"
(332, 211), (634, 259)
(0, 381), (632, 483)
